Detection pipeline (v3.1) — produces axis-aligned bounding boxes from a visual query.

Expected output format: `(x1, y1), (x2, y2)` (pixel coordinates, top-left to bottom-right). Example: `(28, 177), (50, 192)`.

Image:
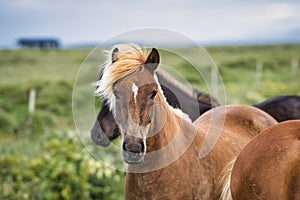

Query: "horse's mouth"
(122, 151), (145, 164)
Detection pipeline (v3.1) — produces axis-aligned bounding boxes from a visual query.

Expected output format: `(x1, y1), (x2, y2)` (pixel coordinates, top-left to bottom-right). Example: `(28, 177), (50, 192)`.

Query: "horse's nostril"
(122, 141), (127, 151)
(140, 141), (145, 153)
(122, 139), (145, 153)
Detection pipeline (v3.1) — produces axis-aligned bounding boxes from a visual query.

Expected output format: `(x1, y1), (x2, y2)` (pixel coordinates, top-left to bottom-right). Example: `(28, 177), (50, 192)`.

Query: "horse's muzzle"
(122, 136), (145, 164)
(91, 124), (111, 147)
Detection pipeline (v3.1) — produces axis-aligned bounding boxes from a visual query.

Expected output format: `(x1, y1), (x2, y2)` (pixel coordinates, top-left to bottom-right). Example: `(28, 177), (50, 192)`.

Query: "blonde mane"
(95, 44), (148, 111)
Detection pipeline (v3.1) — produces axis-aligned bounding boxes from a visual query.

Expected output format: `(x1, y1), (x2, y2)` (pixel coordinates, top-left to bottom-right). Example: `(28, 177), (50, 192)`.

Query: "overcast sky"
(1, 0), (300, 47)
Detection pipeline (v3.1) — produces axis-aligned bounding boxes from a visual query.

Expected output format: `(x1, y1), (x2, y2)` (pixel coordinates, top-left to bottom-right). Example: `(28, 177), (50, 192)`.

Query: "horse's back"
(231, 120), (300, 200)
(253, 95), (300, 122)
(195, 105), (277, 139)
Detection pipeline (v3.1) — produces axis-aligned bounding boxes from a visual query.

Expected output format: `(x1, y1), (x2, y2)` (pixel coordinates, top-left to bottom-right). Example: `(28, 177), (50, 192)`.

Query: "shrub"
(0, 132), (125, 200)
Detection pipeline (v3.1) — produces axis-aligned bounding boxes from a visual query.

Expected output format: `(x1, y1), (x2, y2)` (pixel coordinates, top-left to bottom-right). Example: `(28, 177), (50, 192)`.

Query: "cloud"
(263, 3), (299, 20)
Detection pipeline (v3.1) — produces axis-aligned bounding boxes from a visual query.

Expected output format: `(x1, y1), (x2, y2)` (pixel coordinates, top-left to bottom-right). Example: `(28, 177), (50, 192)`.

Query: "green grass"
(206, 44), (300, 104)
(0, 49), (91, 84)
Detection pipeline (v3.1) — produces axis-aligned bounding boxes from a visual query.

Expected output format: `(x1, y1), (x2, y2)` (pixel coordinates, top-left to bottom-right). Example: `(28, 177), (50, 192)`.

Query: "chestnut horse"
(95, 45), (277, 199)
(221, 120), (300, 200)
(91, 44), (219, 147)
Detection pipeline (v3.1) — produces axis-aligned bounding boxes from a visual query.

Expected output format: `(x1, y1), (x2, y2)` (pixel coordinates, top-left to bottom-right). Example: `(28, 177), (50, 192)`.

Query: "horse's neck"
(147, 96), (199, 160)
(126, 107), (208, 199)
(148, 97), (182, 150)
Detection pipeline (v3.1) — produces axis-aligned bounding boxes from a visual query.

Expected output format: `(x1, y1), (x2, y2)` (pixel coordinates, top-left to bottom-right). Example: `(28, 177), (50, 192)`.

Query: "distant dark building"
(18, 38), (60, 49)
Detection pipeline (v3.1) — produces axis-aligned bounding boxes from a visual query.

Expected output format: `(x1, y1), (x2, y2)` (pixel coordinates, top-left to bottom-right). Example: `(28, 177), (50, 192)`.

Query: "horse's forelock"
(95, 44), (147, 111)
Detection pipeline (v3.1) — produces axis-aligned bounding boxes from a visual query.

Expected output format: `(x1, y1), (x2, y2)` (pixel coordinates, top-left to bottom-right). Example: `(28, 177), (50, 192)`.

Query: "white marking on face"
(141, 124), (150, 153)
(132, 83), (138, 102)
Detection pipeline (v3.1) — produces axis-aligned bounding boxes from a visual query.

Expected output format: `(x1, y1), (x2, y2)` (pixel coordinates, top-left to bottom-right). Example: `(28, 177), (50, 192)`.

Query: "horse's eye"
(150, 90), (157, 99)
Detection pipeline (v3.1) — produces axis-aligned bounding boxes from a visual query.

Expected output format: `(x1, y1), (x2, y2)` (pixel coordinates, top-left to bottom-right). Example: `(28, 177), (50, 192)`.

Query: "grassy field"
(0, 44), (299, 199)
(207, 44), (300, 104)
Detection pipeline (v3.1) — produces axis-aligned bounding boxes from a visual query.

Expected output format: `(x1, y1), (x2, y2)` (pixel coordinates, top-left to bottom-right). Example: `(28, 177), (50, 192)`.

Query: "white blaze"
(132, 83), (138, 102)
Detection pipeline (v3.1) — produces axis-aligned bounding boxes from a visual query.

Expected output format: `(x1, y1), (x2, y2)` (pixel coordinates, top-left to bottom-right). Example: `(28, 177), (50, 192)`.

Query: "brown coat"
(125, 105), (277, 199)
(230, 120), (300, 200)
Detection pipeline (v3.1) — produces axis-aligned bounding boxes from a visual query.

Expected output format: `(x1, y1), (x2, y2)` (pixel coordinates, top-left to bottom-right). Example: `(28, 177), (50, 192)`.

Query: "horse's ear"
(145, 48), (160, 73)
(112, 47), (119, 63)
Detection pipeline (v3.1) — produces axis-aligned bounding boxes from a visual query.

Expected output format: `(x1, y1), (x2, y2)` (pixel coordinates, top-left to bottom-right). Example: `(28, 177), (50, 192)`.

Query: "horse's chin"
(122, 151), (145, 165)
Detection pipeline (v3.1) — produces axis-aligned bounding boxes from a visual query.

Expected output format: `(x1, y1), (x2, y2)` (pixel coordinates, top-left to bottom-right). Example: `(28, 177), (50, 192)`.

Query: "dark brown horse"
(91, 44), (219, 147)
(95, 45), (277, 199)
(253, 95), (300, 122)
(221, 120), (300, 200)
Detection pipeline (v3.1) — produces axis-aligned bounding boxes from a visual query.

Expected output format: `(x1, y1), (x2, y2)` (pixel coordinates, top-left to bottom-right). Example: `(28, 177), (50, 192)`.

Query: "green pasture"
(0, 44), (299, 199)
